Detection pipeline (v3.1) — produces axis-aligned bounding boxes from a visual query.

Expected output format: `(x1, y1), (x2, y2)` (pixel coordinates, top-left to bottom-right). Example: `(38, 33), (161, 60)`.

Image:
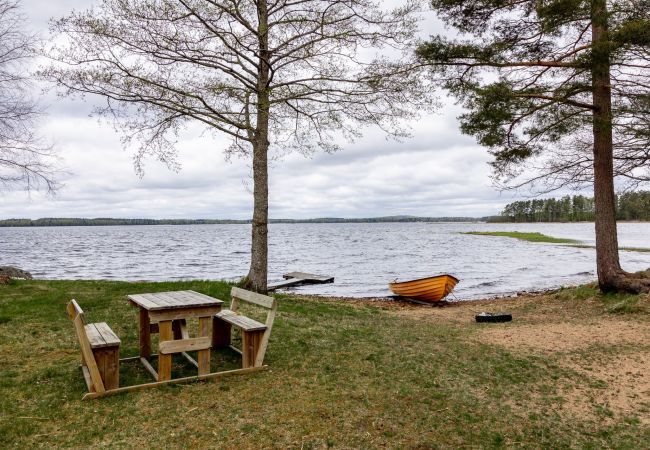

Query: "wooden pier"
(268, 272), (334, 291)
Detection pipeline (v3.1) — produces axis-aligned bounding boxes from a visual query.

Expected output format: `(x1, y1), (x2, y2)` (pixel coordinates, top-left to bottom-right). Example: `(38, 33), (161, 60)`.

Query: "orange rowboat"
(388, 274), (459, 303)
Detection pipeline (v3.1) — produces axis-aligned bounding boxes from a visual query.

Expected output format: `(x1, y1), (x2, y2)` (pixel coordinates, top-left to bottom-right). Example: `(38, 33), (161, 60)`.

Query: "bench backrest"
(66, 299), (86, 323)
(230, 287), (277, 367)
(67, 300), (106, 393)
(230, 287), (275, 310)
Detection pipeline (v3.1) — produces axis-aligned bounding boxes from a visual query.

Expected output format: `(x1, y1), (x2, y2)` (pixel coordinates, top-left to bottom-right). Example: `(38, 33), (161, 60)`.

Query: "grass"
(464, 231), (650, 253)
(463, 231), (580, 244)
(1, 280), (649, 448)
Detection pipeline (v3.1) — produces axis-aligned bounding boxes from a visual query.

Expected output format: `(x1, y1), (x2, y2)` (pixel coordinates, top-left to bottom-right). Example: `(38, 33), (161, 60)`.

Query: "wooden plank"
(231, 287), (275, 309)
(120, 355), (155, 363)
(242, 330), (263, 369)
(128, 291), (223, 310)
(74, 315), (105, 393)
(85, 323), (107, 348)
(67, 300), (84, 321)
(94, 347), (119, 390)
(215, 310), (266, 331)
(149, 305), (222, 323)
(212, 318), (231, 348)
(82, 366), (269, 400)
(94, 347), (106, 390)
(255, 305), (277, 367)
(127, 294), (160, 310)
(185, 290), (226, 304)
(197, 317), (211, 376)
(282, 272), (334, 283)
(170, 290), (211, 305)
(158, 321), (173, 382)
(81, 365), (94, 392)
(268, 278), (306, 291)
(147, 292), (176, 307)
(139, 308), (151, 358)
(105, 348), (120, 390)
(140, 357), (158, 381)
(93, 322), (121, 347)
(269, 272), (334, 290)
(181, 352), (199, 369)
(159, 337), (211, 355)
(179, 320), (189, 339)
(158, 291), (203, 307)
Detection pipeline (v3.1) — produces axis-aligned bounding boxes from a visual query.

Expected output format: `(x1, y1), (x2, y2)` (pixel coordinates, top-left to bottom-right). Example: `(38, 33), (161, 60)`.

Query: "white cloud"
(1, 0), (524, 220)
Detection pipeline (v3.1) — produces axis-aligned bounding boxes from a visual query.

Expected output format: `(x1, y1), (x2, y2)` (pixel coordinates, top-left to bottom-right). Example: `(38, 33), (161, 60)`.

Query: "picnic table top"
(127, 290), (224, 311)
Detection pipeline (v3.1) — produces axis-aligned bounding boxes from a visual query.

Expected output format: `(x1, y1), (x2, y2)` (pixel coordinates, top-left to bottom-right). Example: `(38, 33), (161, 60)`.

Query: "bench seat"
(215, 310), (266, 332)
(85, 322), (121, 348)
(212, 287), (277, 368)
(68, 300), (121, 393)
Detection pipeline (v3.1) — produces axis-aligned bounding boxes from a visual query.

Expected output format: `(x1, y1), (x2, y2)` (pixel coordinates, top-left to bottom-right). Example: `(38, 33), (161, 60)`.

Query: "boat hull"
(389, 274), (459, 303)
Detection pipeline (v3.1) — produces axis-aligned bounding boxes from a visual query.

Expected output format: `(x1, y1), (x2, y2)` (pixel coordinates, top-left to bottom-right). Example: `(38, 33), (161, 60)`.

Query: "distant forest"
(0, 216), (481, 227)
(491, 191), (650, 223)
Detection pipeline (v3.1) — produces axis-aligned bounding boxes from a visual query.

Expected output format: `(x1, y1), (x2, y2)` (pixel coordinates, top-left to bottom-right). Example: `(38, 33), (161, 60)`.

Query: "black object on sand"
(475, 312), (512, 323)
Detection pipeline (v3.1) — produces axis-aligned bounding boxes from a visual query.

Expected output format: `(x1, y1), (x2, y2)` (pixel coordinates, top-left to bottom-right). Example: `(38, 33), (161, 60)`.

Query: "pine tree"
(418, 0), (650, 293)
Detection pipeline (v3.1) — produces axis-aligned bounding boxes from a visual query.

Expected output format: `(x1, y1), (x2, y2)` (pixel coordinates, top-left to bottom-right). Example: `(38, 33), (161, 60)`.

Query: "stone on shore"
(0, 266), (33, 279)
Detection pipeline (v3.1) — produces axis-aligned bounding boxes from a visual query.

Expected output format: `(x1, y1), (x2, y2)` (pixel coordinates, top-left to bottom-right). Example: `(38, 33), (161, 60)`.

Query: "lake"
(2, 222), (650, 299)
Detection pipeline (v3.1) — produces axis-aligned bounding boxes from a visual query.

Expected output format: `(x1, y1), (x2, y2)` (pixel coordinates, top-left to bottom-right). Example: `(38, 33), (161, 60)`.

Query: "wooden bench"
(67, 300), (121, 393)
(212, 287), (277, 368)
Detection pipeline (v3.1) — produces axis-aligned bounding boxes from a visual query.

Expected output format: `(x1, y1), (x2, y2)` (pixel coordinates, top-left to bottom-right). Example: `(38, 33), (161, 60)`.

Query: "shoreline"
(289, 286), (567, 310)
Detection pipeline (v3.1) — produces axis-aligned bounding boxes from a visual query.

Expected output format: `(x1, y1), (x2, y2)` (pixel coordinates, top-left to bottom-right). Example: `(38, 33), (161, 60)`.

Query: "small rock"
(0, 266), (33, 279)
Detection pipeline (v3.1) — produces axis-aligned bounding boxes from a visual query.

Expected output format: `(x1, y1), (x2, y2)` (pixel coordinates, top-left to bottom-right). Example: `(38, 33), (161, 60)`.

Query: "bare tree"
(0, 0), (58, 192)
(44, 0), (433, 291)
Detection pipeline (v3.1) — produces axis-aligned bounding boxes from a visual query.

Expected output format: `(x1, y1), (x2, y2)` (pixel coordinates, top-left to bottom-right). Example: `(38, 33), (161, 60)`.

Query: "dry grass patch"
(560, 350), (650, 424)
(476, 319), (650, 353)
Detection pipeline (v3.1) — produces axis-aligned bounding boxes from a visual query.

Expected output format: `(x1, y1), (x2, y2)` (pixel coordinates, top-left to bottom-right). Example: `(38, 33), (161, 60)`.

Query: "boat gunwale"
(388, 274), (460, 287)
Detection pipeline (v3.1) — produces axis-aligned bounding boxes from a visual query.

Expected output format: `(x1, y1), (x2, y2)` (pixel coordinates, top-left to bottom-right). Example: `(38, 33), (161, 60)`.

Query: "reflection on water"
(2, 222), (650, 299)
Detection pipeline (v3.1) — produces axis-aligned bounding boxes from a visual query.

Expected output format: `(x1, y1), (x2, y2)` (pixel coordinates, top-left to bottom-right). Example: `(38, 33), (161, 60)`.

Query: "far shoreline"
(2, 218), (650, 227)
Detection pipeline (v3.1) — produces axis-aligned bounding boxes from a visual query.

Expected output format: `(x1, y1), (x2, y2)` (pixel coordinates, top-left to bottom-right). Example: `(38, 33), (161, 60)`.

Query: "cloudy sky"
(0, 0), (525, 220)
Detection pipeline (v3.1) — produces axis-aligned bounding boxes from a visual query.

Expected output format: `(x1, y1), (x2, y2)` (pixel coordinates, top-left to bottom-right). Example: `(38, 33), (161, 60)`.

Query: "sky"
(0, 0), (527, 220)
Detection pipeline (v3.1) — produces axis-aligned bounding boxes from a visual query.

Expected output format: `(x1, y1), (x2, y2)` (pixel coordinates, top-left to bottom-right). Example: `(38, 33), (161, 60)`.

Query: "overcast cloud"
(0, 0), (524, 220)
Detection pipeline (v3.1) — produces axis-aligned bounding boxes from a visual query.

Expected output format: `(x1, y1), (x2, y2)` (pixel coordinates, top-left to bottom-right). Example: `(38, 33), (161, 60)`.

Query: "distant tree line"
(0, 218), (249, 227)
(491, 192), (650, 223)
(0, 216), (482, 227)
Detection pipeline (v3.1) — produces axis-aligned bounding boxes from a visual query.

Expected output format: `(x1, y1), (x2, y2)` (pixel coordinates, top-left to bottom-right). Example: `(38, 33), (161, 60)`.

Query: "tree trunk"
(590, 0), (623, 292)
(246, 0), (271, 293)
(588, 0), (650, 293)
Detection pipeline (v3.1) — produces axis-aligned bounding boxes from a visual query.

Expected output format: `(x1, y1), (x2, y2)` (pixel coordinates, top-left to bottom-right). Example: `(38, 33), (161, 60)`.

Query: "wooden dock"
(268, 272), (334, 291)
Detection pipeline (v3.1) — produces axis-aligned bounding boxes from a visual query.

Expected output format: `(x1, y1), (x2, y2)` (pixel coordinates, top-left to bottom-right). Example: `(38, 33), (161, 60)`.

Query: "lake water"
(2, 222), (650, 299)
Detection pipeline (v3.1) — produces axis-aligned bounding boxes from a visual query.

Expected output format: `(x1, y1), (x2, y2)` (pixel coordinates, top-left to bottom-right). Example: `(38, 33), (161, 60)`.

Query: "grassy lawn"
(1, 280), (649, 448)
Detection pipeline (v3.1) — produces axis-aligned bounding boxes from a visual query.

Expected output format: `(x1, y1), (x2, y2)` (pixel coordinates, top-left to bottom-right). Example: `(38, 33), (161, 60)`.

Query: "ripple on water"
(4, 222), (650, 298)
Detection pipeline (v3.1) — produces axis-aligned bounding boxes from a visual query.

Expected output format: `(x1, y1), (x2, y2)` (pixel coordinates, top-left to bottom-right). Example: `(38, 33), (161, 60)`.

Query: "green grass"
(465, 231), (650, 253)
(1, 280), (648, 448)
(463, 231), (580, 244)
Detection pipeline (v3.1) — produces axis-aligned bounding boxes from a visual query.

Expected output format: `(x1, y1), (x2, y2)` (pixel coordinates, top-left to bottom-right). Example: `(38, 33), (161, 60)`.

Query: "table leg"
(198, 316), (211, 375)
(139, 308), (151, 358)
(158, 320), (173, 381)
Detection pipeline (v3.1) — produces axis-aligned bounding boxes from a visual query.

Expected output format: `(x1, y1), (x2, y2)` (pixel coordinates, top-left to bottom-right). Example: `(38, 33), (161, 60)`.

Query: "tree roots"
(602, 269), (650, 294)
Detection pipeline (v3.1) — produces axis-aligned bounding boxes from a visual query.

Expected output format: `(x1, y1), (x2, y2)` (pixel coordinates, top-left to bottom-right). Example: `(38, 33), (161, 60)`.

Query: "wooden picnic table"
(127, 290), (224, 382)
